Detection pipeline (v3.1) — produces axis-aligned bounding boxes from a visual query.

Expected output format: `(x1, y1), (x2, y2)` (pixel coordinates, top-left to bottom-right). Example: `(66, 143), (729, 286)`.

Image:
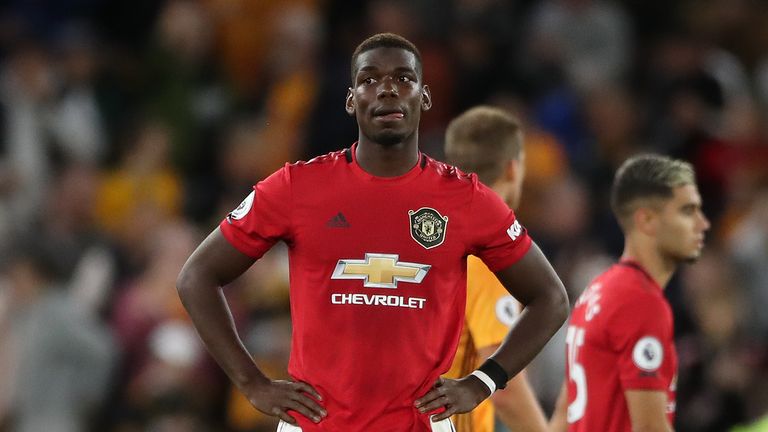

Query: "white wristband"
(471, 370), (496, 394)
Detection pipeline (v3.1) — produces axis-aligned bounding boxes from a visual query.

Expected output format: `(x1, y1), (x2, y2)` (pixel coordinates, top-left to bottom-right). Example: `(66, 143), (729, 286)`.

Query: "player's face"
(346, 47), (431, 146)
(655, 184), (710, 263)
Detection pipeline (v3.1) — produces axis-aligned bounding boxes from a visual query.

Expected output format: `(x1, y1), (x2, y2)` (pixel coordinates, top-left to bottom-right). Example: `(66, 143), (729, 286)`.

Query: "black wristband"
(478, 358), (509, 390)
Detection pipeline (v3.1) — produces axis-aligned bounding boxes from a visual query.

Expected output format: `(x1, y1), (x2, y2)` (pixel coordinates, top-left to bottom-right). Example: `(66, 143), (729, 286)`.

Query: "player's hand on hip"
(414, 376), (491, 421)
(243, 379), (327, 425)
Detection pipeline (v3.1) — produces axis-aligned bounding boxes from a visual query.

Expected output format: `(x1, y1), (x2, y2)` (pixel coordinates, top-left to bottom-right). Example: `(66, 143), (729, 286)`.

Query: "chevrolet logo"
(331, 253), (430, 288)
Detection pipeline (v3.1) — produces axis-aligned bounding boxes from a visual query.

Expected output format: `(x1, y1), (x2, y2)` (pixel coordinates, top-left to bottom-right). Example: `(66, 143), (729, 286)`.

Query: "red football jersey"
(565, 260), (677, 432)
(219, 145), (532, 431)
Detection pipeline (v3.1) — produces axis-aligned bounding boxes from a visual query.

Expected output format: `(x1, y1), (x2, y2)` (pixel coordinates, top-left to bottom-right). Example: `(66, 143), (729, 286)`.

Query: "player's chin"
(373, 129), (410, 146)
(681, 249), (703, 264)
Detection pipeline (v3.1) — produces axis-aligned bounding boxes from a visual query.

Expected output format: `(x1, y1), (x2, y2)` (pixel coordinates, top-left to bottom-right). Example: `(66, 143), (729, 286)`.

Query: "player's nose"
(377, 76), (398, 98)
(698, 211), (711, 232)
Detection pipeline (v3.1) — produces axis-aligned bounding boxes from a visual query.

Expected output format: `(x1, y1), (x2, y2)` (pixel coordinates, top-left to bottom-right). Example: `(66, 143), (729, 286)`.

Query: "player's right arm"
(625, 390), (673, 432)
(177, 229), (326, 425)
(178, 167), (327, 426)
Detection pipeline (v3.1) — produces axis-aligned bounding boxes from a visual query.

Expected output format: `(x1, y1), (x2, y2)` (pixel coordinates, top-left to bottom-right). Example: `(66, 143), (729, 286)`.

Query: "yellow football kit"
(445, 256), (519, 432)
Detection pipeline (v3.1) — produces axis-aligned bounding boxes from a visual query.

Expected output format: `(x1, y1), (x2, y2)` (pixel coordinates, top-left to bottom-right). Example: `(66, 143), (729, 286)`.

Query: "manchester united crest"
(409, 207), (448, 249)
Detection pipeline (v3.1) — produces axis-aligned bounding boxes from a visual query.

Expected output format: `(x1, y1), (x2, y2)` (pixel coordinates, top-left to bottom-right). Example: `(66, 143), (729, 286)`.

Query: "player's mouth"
(373, 107), (405, 121)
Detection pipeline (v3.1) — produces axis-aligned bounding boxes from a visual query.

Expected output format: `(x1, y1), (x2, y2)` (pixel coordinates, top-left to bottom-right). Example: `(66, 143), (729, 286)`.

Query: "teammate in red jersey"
(549, 154), (710, 432)
(177, 33), (568, 432)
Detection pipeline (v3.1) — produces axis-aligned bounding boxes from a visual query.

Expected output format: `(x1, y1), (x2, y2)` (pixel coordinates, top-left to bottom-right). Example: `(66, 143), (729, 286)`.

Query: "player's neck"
(490, 179), (518, 210)
(355, 139), (420, 177)
(620, 243), (676, 289)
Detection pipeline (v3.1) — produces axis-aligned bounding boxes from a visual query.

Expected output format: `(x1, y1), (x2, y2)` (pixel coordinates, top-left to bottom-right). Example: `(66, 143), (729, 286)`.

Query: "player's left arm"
(477, 345), (548, 432)
(625, 390), (674, 432)
(416, 243), (568, 419)
(612, 291), (675, 432)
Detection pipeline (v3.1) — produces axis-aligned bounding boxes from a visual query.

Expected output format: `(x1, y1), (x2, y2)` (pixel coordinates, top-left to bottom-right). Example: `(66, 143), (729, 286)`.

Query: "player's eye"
(362, 77), (375, 85)
(681, 205), (697, 215)
(399, 75), (412, 83)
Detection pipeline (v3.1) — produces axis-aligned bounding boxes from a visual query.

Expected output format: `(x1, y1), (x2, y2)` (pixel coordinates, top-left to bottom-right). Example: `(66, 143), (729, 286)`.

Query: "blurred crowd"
(0, 0), (766, 431)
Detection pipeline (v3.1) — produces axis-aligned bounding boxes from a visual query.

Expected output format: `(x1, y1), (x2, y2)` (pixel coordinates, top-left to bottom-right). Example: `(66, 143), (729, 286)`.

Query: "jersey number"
(566, 326), (587, 423)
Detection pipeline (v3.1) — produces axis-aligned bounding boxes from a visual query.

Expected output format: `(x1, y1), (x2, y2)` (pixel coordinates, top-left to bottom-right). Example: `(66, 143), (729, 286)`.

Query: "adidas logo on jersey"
(326, 212), (350, 228)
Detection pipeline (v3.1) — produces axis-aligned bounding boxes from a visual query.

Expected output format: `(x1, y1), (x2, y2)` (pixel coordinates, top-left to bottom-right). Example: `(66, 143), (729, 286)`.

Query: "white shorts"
(277, 417), (455, 431)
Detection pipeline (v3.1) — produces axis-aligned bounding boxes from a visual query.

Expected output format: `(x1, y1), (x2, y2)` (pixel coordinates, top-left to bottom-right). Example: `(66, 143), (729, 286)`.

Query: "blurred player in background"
(444, 106), (548, 432)
(549, 154), (710, 432)
(177, 33), (568, 432)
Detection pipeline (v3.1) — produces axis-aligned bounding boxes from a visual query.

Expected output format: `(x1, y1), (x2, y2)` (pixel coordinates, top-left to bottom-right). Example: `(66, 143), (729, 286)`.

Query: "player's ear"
(421, 85), (432, 111)
(345, 87), (355, 116)
(505, 158), (520, 183)
(634, 207), (658, 236)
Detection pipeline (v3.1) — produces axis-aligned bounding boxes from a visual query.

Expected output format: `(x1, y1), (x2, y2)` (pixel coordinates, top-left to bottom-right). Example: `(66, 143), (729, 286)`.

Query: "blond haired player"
(444, 106), (548, 432)
(549, 154), (710, 432)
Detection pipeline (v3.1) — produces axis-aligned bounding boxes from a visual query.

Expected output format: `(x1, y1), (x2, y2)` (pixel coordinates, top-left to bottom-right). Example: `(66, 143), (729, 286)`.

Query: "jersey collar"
(618, 259), (663, 291)
(346, 142), (425, 185)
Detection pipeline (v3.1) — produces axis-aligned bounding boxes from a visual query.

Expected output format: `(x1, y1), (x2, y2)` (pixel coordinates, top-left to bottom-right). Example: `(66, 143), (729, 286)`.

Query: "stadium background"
(0, 0), (766, 431)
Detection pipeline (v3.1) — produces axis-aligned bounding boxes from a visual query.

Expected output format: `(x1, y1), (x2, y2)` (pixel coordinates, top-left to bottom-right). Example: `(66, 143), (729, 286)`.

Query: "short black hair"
(350, 33), (422, 84)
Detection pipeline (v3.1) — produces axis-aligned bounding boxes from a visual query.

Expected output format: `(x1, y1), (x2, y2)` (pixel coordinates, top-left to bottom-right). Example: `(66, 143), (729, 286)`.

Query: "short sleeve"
(607, 291), (672, 391)
(467, 180), (532, 271)
(219, 165), (292, 259)
(465, 256), (518, 350)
